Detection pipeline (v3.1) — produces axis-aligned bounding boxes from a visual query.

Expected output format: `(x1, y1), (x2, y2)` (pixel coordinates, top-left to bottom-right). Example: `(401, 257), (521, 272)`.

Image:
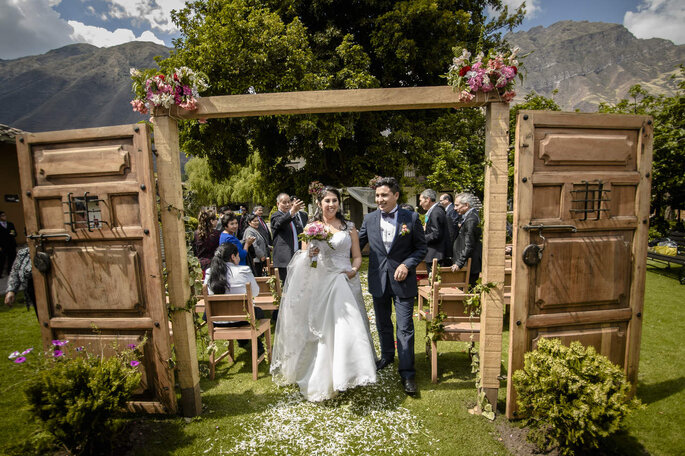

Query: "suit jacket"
(358, 208), (427, 298)
(423, 204), (452, 262)
(270, 210), (303, 268)
(295, 211), (308, 229)
(256, 216), (273, 246)
(444, 203), (460, 245)
(452, 209), (482, 276)
(0, 221), (17, 249)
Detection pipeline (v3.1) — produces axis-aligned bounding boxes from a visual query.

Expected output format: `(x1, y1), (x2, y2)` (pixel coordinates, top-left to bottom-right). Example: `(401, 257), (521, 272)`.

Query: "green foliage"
(160, 0), (523, 199)
(23, 350), (141, 455)
(599, 66), (685, 233)
(513, 338), (642, 455)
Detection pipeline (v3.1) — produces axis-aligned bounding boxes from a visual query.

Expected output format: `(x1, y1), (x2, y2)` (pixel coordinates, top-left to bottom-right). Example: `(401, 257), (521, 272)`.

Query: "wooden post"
(153, 112), (202, 417)
(479, 102), (509, 411)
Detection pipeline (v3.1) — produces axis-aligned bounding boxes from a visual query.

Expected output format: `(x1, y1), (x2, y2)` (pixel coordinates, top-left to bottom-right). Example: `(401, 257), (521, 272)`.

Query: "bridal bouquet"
(130, 66), (209, 115)
(298, 221), (334, 268)
(444, 46), (523, 103)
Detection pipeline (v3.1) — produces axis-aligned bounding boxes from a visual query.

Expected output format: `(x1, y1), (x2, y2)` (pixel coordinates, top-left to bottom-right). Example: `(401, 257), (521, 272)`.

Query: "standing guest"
(439, 193), (460, 245)
(204, 242), (265, 356)
(0, 211), (18, 277)
(400, 203), (415, 212)
(451, 192), (483, 288)
(253, 205), (273, 247)
(242, 214), (268, 276)
(193, 209), (221, 271)
(219, 213), (255, 267)
(215, 206), (231, 232)
(358, 177), (427, 395)
(419, 189), (452, 273)
(271, 193), (305, 282)
(291, 196), (309, 228)
(4, 247), (37, 318)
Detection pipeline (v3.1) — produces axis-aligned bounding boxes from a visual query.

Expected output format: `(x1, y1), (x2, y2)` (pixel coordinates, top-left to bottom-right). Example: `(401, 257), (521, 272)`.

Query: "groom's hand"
(394, 264), (409, 282)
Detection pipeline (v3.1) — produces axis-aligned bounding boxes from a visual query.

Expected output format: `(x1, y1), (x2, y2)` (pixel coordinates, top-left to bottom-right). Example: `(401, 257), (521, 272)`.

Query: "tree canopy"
(160, 0), (524, 204)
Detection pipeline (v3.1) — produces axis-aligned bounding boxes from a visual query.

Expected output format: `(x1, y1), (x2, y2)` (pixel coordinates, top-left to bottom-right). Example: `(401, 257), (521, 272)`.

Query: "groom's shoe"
(402, 377), (418, 395)
(376, 358), (393, 371)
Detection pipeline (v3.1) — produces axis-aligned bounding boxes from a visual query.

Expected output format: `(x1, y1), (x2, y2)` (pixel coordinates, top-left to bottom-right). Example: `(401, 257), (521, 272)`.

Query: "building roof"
(0, 124), (24, 144)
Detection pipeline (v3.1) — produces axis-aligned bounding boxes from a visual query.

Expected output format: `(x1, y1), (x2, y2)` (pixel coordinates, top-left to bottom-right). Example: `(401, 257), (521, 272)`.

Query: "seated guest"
(219, 213), (255, 267)
(451, 192), (483, 288)
(242, 214), (269, 276)
(419, 189), (452, 273)
(193, 209), (221, 271)
(204, 243), (265, 354)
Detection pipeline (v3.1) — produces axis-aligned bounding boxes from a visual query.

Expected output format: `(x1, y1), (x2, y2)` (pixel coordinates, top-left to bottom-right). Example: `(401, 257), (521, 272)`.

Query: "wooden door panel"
(535, 236), (631, 309)
(17, 124), (176, 414)
(48, 245), (143, 314)
(506, 111), (652, 418)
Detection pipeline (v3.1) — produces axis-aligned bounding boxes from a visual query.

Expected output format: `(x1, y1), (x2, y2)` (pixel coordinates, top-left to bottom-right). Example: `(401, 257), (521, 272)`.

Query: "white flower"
(8, 351), (20, 359)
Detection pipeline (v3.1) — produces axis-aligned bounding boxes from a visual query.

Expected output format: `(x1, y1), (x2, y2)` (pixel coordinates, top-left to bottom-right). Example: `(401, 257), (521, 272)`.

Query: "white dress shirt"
(204, 264), (259, 298)
(379, 205), (398, 252)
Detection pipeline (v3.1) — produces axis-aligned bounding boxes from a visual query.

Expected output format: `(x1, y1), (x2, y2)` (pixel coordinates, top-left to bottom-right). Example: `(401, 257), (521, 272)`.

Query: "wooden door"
(505, 112), (653, 418)
(16, 124), (176, 414)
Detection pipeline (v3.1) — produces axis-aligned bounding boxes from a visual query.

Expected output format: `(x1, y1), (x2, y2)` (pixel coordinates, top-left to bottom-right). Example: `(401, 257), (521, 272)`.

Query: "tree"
(160, 0), (524, 200)
(598, 67), (685, 232)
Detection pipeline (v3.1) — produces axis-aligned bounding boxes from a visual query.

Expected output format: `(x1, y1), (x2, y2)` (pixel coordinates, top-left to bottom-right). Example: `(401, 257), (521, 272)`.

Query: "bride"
(271, 186), (378, 401)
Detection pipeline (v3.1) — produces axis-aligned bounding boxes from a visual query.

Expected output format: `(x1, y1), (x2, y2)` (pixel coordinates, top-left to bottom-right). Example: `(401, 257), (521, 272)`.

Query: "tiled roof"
(0, 124), (24, 144)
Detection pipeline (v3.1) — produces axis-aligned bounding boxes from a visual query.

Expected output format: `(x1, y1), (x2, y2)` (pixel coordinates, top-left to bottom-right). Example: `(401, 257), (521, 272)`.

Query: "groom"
(358, 177), (427, 395)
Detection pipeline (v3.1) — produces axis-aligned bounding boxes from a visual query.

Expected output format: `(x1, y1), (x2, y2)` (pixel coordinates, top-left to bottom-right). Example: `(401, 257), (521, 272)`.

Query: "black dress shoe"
(376, 358), (393, 371)
(402, 377), (418, 395)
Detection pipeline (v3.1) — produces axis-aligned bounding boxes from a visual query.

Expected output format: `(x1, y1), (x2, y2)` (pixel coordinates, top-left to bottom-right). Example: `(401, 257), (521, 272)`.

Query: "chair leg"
(417, 295), (423, 320)
(251, 337), (258, 381)
(431, 339), (438, 383)
(265, 329), (272, 363)
(228, 339), (234, 363)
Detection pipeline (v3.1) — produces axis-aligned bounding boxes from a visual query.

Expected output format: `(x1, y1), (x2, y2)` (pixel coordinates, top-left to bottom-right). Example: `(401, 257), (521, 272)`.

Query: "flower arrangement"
(445, 46), (522, 103)
(368, 175), (383, 189)
(308, 181), (325, 196)
(130, 66), (209, 115)
(399, 223), (410, 237)
(298, 221), (334, 267)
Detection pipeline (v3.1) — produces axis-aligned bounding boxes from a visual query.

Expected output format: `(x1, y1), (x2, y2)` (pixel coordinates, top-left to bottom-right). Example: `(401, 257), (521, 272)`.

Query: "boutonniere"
(399, 224), (410, 236)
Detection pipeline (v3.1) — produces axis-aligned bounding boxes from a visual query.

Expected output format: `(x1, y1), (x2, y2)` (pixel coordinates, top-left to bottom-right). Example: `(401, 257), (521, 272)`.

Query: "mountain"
(505, 21), (684, 111)
(1, 21), (683, 133)
(0, 42), (170, 132)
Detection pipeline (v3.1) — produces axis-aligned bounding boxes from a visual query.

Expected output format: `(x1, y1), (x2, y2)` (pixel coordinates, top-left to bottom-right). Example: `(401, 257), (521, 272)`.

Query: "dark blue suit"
(358, 208), (426, 380)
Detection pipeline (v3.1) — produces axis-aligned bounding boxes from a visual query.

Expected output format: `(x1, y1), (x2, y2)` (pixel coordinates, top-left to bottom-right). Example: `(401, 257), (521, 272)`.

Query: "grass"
(0, 261), (683, 455)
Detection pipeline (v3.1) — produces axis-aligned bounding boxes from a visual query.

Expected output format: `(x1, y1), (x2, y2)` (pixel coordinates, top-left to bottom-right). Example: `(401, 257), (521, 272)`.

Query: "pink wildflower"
(130, 360), (141, 367)
(53, 350), (64, 358)
(501, 90), (516, 102)
(14, 356), (26, 364)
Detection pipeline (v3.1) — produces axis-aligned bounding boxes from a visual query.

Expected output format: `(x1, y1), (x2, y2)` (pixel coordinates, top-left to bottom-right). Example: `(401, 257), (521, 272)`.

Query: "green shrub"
(23, 349), (141, 455)
(513, 338), (641, 455)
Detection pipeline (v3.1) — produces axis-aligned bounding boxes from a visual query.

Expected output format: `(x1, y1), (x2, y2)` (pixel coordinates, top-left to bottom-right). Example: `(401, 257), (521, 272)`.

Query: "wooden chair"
(417, 259), (438, 320)
(265, 258), (276, 277)
(254, 268), (282, 312)
(416, 261), (430, 287)
(417, 258), (471, 320)
(423, 263), (477, 383)
(202, 283), (272, 380)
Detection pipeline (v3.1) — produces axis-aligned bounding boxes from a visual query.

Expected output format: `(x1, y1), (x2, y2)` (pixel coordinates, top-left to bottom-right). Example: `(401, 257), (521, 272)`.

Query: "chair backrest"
(436, 258), (471, 291)
(265, 258), (276, 276)
(429, 280), (476, 324)
(254, 277), (272, 296)
(202, 283), (256, 335)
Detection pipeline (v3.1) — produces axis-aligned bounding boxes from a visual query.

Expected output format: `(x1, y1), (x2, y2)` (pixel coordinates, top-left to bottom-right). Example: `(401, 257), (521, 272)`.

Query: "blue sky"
(0, 0), (683, 60)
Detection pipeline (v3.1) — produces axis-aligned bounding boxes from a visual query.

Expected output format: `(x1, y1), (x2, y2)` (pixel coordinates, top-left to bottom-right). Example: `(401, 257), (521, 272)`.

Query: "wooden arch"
(155, 86), (509, 415)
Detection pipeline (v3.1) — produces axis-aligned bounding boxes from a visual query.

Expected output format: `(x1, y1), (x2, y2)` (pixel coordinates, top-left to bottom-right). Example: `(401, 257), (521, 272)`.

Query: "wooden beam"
(153, 112), (202, 417)
(479, 101), (510, 412)
(172, 87), (503, 119)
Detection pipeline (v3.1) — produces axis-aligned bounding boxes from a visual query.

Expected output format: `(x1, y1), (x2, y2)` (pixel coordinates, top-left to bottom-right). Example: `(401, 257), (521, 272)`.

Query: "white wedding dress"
(270, 224), (378, 401)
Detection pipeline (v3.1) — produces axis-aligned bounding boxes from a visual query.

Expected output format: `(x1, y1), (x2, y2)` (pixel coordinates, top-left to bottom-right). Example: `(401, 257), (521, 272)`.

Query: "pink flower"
(501, 90), (516, 102)
(14, 356), (26, 364)
(127, 344), (137, 350)
(22, 348), (33, 355)
(130, 99), (149, 114)
(52, 339), (68, 346)
(53, 350), (64, 358)
(130, 360), (140, 367)
(459, 90), (475, 102)
(198, 118), (208, 124)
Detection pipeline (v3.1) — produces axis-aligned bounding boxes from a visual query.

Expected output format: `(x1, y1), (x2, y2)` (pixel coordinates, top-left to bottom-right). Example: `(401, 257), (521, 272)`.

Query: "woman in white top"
(203, 242), (264, 355)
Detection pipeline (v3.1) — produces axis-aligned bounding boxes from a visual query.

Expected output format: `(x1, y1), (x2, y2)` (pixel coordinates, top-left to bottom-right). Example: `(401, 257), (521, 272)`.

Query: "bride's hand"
(344, 267), (358, 279)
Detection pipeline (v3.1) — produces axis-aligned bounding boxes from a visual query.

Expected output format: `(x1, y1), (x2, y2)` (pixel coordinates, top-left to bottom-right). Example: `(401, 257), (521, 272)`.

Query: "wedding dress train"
(270, 226), (377, 401)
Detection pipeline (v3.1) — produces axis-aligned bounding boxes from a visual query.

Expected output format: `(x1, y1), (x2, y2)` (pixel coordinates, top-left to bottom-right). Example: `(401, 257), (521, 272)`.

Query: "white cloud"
(0, 0), (75, 59)
(105, 0), (185, 33)
(68, 20), (165, 47)
(493, 0), (541, 18)
(624, 0), (685, 44)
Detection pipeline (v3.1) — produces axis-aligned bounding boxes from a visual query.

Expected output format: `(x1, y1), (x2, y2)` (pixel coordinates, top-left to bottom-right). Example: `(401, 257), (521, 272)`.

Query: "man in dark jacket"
(0, 211), (17, 277)
(419, 189), (452, 273)
(451, 193), (482, 288)
(270, 193), (305, 282)
(439, 193), (460, 245)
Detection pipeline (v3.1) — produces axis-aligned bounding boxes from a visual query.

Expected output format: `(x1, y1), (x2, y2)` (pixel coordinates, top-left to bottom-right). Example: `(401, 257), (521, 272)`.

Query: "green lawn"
(1, 262), (683, 455)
